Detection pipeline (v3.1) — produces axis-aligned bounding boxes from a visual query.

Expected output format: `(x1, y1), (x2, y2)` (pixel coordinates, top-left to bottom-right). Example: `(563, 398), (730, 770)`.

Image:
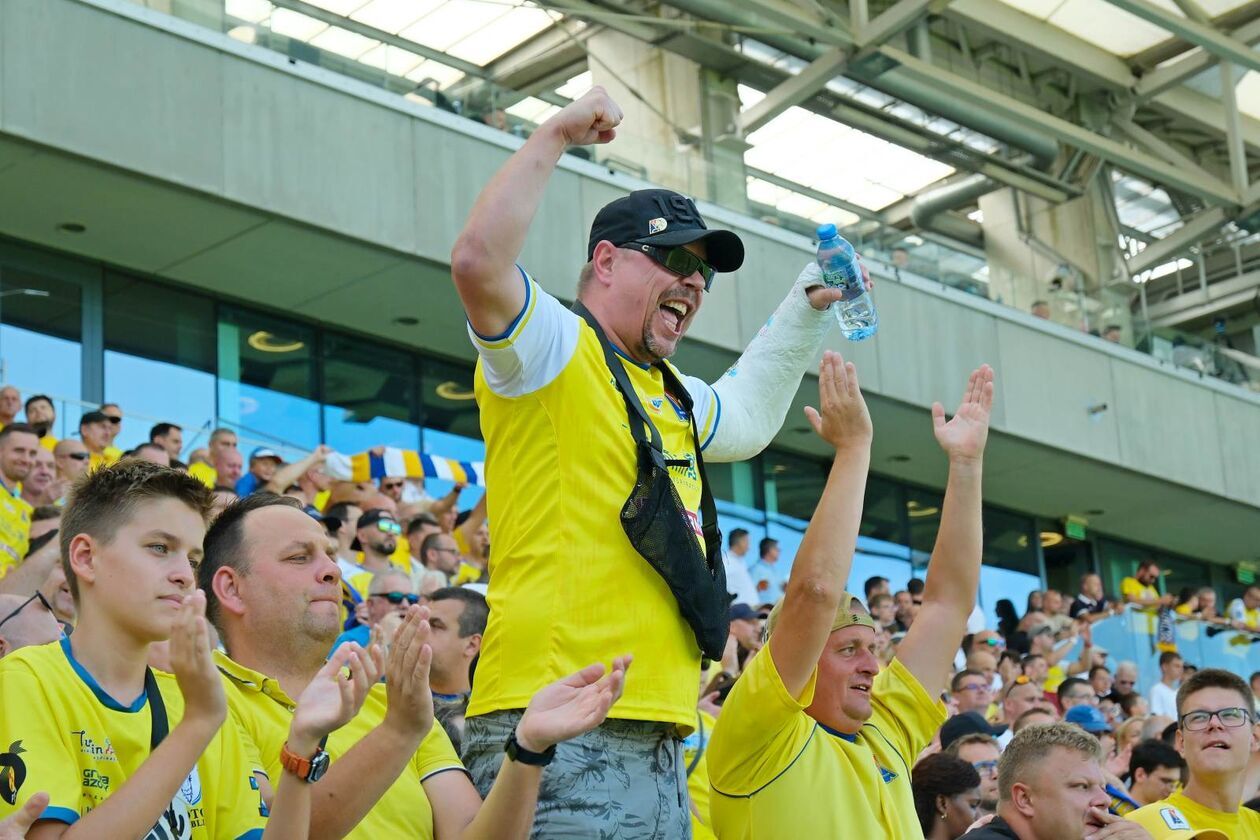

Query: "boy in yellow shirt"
(0, 460), (372, 838)
(707, 354), (994, 838)
(1127, 668), (1260, 839)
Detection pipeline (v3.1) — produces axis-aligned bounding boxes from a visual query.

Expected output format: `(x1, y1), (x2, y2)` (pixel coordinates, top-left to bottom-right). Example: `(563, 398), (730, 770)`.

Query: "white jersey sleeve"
(467, 266), (581, 398)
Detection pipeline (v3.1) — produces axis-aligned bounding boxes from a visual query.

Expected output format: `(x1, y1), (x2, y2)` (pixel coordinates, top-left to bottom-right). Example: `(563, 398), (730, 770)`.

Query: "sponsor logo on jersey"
(72, 730), (118, 762)
(0, 741), (27, 805)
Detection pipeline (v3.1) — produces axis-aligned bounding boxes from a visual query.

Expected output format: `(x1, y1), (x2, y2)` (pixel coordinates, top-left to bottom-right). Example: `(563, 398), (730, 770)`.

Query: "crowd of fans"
(1, 86), (1257, 840)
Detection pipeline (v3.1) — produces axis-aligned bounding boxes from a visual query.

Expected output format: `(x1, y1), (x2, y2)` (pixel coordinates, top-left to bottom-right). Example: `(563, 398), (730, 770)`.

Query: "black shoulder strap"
(686, 711), (706, 777)
(572, 301), (664, 462)
(145, 667), (169, 751)
(656, 361), (721, 566)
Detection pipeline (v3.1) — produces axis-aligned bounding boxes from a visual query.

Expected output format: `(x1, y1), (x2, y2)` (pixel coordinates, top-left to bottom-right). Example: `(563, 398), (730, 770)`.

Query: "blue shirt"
(330, 624), (370, 657)
(235, 473), (262, 497)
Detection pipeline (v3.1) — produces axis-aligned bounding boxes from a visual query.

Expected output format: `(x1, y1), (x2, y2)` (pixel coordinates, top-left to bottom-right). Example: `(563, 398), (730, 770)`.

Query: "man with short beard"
(202, 493), (632, 839)
(0, 424), (38, 575)
(22, 394), (57, 451)
(451, 86), (864, 833)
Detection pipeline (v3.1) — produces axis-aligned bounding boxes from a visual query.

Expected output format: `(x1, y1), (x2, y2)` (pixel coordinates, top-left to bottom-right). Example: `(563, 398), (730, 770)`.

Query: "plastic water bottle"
(816, 223), (878, 341)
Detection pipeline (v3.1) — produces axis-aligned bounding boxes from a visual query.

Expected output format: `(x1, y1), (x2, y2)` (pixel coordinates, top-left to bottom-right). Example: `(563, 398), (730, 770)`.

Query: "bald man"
(0, 386), (20, 428)
(0, 592), (62, 657)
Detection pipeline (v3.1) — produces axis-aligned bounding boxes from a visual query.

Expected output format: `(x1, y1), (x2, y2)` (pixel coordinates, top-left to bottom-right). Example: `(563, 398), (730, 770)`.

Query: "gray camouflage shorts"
(463, 710), (692, 839)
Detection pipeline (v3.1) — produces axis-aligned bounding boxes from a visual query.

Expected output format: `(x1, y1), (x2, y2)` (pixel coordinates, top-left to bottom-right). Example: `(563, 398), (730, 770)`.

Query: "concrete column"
(586, 30), (746, 208)
(980, 181), (1129, 339)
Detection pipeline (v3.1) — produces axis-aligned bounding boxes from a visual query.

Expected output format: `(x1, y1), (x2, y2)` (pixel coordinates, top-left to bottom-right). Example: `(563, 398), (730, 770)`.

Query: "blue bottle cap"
(816, 223), (838, 240)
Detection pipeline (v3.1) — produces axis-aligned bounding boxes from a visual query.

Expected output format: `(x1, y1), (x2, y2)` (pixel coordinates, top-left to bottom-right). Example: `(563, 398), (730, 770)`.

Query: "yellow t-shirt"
(1122, 576), (1161, 634)
(468, 272), (719, 730)
(1127, 790), (1251, 839)
(217, 651), (463, 838)
(0, 478), (32, 577)
(684, 709), (718, 840)
(88, 450), (119, 473)
(0, 639), (268, 838)
(189, 461), (218, 488)
(39, 435), (57, 452)
(453, 561), (486, 586)
(707, 648), (946, 839)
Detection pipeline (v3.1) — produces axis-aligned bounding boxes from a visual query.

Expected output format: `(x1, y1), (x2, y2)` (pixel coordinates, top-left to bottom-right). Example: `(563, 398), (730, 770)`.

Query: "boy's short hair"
(60, 461), (214, 602)
(1176, 668), (1254, 721)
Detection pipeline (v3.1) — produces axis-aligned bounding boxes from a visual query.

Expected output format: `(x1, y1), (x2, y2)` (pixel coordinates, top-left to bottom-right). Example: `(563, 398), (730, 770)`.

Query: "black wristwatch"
(504, 730), (556, 766)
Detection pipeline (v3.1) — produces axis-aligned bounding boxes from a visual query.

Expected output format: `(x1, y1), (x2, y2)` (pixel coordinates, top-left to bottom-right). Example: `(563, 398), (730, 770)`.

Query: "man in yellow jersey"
(451, 86), (865, 835)
(0, 424), (37, 578)
(1127, 668), (1260, 838)
(0, 460), (376, 838)
(1122, 560), (1174, 635)
(188, 427), (238, 488)
(958, 723), (1159, 840)
(99, 403), (125, 464)
(23, 395), (57, 452)
(76, 411), (116, 472)
(707, 356), (993, 839)
(200, 492), (632, 839)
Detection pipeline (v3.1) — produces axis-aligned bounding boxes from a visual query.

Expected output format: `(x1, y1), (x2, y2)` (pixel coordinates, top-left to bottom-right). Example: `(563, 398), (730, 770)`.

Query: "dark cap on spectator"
(356, 508), (397, 531)
(79, 410), (109, 426)
(587, 189), (744, 272)
(729, 603), (767, 622)
(939, 711), (1006, 750)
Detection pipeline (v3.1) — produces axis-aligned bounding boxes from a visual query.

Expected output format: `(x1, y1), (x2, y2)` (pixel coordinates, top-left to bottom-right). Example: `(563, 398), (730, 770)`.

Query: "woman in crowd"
(913, 753), (983, 840)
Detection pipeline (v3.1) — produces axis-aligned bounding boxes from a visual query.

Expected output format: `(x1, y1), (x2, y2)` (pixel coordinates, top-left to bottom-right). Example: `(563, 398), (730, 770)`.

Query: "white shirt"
(723, 551), (761, 608)
(1150, 680), (1179, 718)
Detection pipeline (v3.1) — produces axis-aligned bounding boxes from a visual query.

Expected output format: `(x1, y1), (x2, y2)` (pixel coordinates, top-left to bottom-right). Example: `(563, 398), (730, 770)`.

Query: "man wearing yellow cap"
(707, 354), (995, 838)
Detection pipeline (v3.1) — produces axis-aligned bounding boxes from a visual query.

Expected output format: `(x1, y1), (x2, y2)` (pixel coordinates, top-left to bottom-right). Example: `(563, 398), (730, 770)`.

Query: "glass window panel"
(1097, 538), (1155, 602)
(419, 356), (483, 503)
(0, 264), (83, 438)
(104, 274), (216, 453)
(977, 565), (1042, 629)
(322, 333), (419, 453)
(861, 475), (904, 544)
(218, 306), (319, 452)
(906, 486), (944, 571)
(762, 448), (827, 521)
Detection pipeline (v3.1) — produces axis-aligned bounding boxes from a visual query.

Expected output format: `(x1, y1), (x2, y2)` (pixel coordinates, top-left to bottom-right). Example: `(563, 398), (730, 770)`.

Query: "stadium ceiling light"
(1039, 531), (1065, 548)
(435, 381), (476, 401)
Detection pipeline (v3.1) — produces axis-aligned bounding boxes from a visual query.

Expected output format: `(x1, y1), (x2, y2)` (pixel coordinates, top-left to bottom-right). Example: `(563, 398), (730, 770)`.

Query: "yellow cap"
(764, 591), (876, 639)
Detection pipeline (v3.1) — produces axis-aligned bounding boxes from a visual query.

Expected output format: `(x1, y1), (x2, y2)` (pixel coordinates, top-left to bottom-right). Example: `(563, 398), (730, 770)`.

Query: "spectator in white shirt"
(1148, 650), (1183, 718)
(1226, 585), (1260, 632)
(722, 528), (760, 609)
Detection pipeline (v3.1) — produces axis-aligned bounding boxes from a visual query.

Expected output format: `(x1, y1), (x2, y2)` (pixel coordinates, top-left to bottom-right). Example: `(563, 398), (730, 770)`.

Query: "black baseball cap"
(587, 189), (744, 272)
(356, 509), (397, 531)
(79, 410), (109, 427)
(939, 711), (1007, 750)
(729, 603), (768, 622)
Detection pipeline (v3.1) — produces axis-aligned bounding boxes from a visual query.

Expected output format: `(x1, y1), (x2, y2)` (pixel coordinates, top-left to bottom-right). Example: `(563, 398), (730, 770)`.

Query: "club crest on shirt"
(649, 397), (664, 414)
(1159, 807), (1190, 830)
(0, 741), (27, 805)
(144, 768), (202, 840)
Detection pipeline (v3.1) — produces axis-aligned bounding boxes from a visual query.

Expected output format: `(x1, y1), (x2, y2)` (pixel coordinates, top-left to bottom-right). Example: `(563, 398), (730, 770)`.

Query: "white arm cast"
(705, 262), (833, 463)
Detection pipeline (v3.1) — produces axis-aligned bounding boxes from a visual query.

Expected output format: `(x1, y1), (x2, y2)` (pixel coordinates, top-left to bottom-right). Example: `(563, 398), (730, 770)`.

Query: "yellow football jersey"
(1127, 790), (1252, 839)
(217, 651), (463, 839)
(468, 270), (719, 730)
(684, 709), (718, 840)
(0, 639), (268, 839)
(188, 461), (218, 489)
(0, 478), (32, 578)
(707, 649), (945, 839)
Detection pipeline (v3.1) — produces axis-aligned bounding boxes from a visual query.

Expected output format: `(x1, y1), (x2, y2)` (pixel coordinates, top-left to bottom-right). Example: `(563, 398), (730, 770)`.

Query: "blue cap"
(816, 223), (838, 240)
(1065, 704), (1111, 734)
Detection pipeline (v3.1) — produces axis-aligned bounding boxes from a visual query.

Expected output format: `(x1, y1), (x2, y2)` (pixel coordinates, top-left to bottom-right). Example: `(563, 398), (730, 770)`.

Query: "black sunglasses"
(370, 592), (419, 605)
(104, 416), (121, 425)
(626, 242), (716, 291)
(66, 452), (90, 461)
(0, 590), (53, 631)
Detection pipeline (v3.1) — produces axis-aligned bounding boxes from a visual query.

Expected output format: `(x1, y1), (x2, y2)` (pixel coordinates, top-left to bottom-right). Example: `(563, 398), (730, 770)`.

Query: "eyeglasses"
(370, 592), (419, 605)
(381, 481), (404, 491)
(432, 546), (459, 554)
(104, 416), (121, 425)
(1180, 707), (1251, 732)
(0, 590), (53, 631)
(376, 520), (402, 536)
(958, 683), (989, 693)
(65, 452), (90, 461)
(971, 760), (998, 776)
(625, 242), (716, 291)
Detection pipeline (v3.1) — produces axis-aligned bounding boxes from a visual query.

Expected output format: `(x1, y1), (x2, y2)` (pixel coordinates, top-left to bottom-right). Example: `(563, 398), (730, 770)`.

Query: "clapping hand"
(381, 606), (436, 743)
(288, 642), (379, 754)
(932, 365), (994, 464)
(514, 656), (633, 752)
(170, 590), (226, 729)
(803, 351), (872, 453)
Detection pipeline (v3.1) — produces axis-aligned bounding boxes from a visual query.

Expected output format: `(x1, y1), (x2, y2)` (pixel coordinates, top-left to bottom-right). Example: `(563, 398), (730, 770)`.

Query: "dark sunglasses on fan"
(625, 242), (717, 291)
(370, 592), (420, 605)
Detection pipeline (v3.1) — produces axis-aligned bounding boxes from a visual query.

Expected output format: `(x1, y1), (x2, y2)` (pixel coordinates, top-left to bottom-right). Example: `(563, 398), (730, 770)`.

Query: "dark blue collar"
(819, 722), (858, 742)
(61, 636), (148, 713)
